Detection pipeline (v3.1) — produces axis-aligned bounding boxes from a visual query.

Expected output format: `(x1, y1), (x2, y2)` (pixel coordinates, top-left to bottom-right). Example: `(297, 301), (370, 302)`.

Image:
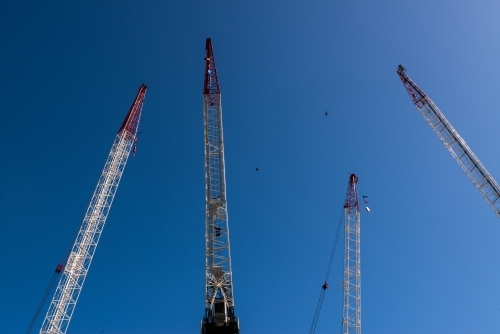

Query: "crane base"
(201, 321), (239, 334)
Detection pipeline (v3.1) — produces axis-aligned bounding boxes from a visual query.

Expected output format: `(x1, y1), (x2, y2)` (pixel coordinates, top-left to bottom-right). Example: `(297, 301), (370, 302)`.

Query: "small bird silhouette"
(325, 111), (328, 116)
(255, 167), (259, 172)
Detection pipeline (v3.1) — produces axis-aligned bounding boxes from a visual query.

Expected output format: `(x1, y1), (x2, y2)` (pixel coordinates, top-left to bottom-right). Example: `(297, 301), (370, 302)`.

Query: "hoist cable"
(309, 208), (344, 334)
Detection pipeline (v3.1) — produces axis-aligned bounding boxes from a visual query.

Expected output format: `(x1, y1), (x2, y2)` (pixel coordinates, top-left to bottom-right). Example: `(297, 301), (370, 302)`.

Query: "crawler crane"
(201, 38), (239, 334)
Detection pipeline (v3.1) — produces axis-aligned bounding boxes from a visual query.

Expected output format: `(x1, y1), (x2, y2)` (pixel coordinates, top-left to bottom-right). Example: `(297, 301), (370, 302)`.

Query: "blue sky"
(2, 1), (500, 333)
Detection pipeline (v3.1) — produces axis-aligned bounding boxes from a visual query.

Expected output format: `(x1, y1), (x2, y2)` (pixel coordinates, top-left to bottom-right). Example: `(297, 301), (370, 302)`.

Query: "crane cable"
(309, 208), (344, 334)
(25, 267), (62, 334)
(26, 219), (82, 334)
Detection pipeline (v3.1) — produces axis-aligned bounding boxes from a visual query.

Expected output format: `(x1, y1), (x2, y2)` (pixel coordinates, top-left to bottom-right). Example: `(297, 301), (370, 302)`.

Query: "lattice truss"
(397, 65), (500, 218)
(204, 92), (234, 316)
(342, 175), (361, 334)
(203, 39), (235, 325)
(40, 86), (146, 334)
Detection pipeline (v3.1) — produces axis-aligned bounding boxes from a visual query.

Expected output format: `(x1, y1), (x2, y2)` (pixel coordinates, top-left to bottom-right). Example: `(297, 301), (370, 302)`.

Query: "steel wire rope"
(26, 205), (92, 334)
(26, 203), (92, 334)
(26, 223), (84, 334)
(26, 135), (127, 333)
(309, 208), (344, 334)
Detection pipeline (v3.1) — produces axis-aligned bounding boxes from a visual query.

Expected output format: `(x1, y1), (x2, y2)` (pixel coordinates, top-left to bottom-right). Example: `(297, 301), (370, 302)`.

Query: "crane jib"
(397, 65), (500, 218)
(33, 85), (147, 334)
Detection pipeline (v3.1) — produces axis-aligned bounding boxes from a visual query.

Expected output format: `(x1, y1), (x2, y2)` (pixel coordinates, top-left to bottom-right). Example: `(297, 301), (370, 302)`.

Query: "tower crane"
(35, 84), (147, 334)
(201, 38), (239, 334)
(397, 65), (500, 218)
(342, 174), (361, 334)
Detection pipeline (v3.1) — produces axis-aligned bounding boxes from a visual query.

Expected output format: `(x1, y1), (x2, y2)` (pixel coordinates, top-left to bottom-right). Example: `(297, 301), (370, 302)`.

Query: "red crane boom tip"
(396, 65), (427, 108)
(118, 84), (147, 136)
(344, 174), (360, 213)
(204, 38), (220, 95)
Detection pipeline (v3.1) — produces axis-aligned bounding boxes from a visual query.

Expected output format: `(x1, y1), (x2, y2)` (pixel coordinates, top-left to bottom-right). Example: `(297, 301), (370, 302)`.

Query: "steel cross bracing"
(397, 65), (500, 218)
(201, 38), (239, 334)
(40, 85), (147, 334)
(342, 174), (361, 334)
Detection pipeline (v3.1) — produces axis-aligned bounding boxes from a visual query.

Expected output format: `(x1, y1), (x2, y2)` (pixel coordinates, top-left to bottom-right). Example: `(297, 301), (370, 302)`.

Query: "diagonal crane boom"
(397, 65), (500, 218)
(201, 38), (239, 334)
(39, 84), (147, 334)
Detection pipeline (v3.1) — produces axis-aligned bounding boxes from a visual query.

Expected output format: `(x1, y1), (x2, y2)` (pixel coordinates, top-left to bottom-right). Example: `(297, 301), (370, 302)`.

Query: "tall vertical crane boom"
(39, 84), (147, 334)
(342, 174), (361, 334)
(397, 65), (500, 218)
(201, 38), (239, 334)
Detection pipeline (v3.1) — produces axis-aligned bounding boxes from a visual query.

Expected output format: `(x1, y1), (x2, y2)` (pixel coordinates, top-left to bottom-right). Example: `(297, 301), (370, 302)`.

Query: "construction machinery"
(342, 174), (361, 334)
(397, 65), (500, 218)
(29, 85), (147, 334)
(309, 174), (362, 334)
(201, 38), (239, 334)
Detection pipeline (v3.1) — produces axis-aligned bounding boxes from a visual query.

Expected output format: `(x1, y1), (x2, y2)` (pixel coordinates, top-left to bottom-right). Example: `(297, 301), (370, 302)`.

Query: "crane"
(342, 174), (361, 334)
(397, 65), (500, 218)
(309, 174), (362, 334)
(201, 38), (239, 334)
(36, 84), (147, 334)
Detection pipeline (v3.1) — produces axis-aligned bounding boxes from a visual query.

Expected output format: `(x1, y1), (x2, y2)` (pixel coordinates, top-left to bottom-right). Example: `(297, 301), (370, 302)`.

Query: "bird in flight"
(255, 167), (259, 172)
(325, 111), (328, 116)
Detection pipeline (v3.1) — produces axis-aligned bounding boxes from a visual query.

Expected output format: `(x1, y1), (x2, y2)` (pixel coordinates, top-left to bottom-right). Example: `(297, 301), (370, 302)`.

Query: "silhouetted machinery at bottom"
(201, 301), (239, 334)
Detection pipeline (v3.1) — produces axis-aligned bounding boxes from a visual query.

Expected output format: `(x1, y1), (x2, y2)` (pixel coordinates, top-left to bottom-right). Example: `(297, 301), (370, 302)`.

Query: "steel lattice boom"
(39, 84), (147, 334)
(397, 65), (500, 218)
(201, 38), (239, 334)
(342, 174), (361, 334)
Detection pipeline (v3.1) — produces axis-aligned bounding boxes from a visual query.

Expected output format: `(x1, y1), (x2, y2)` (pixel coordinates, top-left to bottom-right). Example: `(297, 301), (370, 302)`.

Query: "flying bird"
(325, 111), (328, 116)
(255, 167), (259, 172)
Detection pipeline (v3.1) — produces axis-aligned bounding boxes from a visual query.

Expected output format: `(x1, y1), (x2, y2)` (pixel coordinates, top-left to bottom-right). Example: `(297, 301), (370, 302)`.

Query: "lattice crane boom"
(342, 174), (361, 334)
(201, 38), (239, 334)
(397, 65), (500, 218)
(39, 84), (147, 334)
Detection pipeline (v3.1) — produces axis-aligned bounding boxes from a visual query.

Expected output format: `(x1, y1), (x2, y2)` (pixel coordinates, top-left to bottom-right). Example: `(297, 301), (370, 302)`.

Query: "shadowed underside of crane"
(201, 38), (239, 334)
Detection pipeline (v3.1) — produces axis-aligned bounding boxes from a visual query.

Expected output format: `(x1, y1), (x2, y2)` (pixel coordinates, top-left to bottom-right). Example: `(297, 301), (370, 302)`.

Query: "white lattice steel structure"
(40, 85), (147, 334)
(397, 65), (500, 218)
(342, 174), (361, 334)
(201, 38), (239, 334)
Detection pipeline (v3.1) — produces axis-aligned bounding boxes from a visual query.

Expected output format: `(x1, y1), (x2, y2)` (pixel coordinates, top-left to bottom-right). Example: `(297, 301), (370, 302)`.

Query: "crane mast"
(397, 65), (500, 218)
(39, 84), (147, 334)
(342, 174), (361, 334)
(201, 38), (239, 334)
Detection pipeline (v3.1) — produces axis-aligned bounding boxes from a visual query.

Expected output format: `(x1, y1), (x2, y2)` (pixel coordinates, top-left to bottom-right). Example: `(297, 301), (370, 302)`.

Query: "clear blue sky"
(2, 1), (500, 333)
